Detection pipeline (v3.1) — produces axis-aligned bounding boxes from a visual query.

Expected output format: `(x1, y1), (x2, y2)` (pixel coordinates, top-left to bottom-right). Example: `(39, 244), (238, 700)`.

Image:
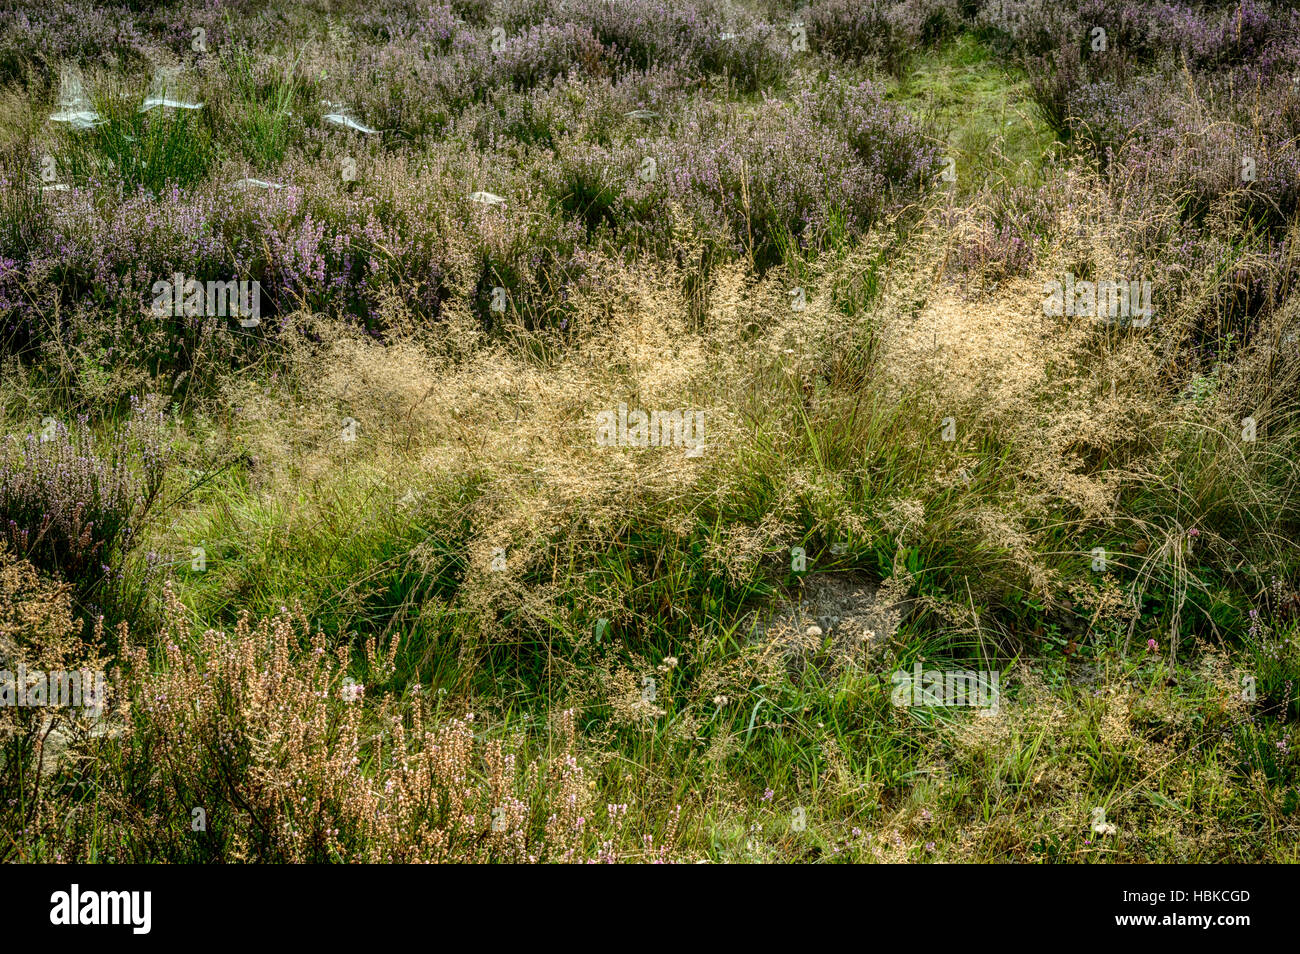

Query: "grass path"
(888, 34), (1056, 189)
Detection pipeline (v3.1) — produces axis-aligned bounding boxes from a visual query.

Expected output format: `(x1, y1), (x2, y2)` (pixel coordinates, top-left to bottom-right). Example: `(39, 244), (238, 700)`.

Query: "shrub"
(0, 396), (169, 594)
(541, 76), (937, 266)
(0, 546), (108, 863)
(69, 588), (685, 862)
(806, 0), (963, 71)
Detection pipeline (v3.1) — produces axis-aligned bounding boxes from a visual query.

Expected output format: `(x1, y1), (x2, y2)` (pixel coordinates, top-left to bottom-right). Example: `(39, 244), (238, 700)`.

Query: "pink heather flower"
(1147, 639), (1159, 652)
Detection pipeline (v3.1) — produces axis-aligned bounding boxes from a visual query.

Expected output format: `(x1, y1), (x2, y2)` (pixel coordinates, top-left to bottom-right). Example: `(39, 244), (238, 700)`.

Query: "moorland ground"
(1, 0), (1299, 862)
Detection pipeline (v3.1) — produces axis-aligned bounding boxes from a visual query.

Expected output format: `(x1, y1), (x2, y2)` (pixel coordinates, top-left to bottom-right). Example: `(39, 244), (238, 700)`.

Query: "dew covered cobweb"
(231, 178), (285, 190)
(141, 67), (204, 111)
(321, 101), (377, 134)
(49, 67), (104, 129)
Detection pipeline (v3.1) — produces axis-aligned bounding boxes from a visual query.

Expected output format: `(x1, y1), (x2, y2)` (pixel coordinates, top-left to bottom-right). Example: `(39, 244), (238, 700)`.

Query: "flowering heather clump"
(56, 586), (684, 863)
(0, 397), (168, 592)
(0, 4), (149, 83)
(806, 0), (962, 70)
(1067, 73), (1300, 231)
(0, 0), (949, 351)
(490, 21), (607, 90)
(564, 0), (786, 89)
(0, 546), (109, 862)
(548, 77), (937, 264)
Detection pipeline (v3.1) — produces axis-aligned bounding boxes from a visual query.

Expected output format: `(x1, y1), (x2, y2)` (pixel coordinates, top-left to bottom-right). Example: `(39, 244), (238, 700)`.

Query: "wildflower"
(1146, 639), (1159, 653)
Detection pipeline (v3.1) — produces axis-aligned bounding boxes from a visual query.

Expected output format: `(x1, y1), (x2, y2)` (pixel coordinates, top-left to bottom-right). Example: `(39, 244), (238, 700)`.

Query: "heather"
(1, 0), (1298, 864)
(0, 397), (167, 597)
(1, 41), (933, 364)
